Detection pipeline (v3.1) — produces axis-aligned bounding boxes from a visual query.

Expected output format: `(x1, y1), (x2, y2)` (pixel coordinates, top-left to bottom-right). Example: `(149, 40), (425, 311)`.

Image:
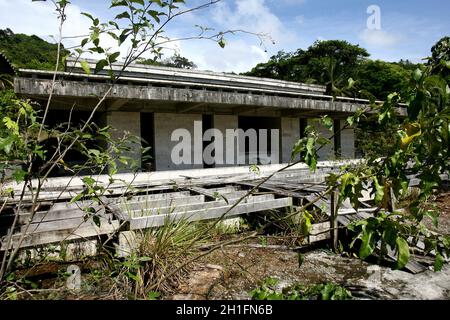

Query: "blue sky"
(0, 0), (448, 72)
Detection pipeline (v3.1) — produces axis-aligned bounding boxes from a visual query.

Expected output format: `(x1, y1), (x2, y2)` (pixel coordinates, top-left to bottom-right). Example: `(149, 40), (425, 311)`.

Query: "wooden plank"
(309, 222), (331, 243)
(12, 192), (194, 223)
(207, 186), (240, 193)
(104, 191), (192, 204)
(270, 180), (328, 193)
(128, 194), (275, 217)
(337, 215), (352, 226)
(119, 195), (205, 212)
(19, 216), (112, 234)
(184, 186), (218, 199)
(305, 194), (330, 214)
(1, 221), (120, 250)
(130, 197), (293, 230)
(17, 206), (109, 224)
(236, 181), (308, 199)
(383, 245), (428, 274)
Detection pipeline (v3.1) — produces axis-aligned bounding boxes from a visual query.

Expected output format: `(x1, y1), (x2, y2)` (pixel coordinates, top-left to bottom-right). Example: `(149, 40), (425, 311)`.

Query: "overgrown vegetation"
(107, 218), (212, 299)
(325, 36), (450, 270)
(250, 277), (352, 300)
(136, 53), (197, 69)
(244, 39), (420, 100)
(0, 28), (70, 70)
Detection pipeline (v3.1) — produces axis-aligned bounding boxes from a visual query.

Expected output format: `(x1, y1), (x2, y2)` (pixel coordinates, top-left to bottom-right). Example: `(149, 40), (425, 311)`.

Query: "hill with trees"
(0, 28), (197, 71)
(244, 40), (422, 100)
(0, 28), (69, 70)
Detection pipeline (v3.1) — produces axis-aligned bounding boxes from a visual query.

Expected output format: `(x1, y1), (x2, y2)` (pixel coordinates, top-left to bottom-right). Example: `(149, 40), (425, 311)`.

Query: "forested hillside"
(244, 40), (422, 100)
(0, 28), (69, 70)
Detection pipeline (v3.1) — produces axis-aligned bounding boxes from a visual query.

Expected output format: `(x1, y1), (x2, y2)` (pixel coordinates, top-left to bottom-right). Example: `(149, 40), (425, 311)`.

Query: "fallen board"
(1, 221), (120, 250)
(129, 197), (293, 230)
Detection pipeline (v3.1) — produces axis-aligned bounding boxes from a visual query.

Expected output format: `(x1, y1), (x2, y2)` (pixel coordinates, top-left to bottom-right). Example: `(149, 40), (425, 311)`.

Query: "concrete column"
(213, 115), (238, 167)
(106, 111), (141, 172)
(281, 117), (300, 164)
(154, 113), (203, 171)
(340, 120), (355, 159)
(307, 118), (334, 161)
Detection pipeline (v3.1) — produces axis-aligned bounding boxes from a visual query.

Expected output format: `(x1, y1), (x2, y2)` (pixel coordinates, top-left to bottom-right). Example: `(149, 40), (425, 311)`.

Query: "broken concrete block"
(115, 231), (141, 258)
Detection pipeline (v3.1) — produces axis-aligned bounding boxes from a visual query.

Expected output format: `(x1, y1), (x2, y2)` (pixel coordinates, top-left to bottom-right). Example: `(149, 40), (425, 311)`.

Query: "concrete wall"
(308, 118), (335, 161)
(281, 117), (300, 163)
(106, 112), (141, 172)
(213, 115), (238, 167)
(154, 113), (203, 171)
(340, 120), (355, 159)
(105, 112), (355, 172)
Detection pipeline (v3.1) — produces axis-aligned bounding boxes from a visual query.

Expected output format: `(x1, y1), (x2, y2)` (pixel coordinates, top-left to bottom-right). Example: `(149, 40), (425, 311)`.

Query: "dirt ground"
(172, 192), (450, 300)
(173, 245), (450, 300)
(428, 191), (450, 234)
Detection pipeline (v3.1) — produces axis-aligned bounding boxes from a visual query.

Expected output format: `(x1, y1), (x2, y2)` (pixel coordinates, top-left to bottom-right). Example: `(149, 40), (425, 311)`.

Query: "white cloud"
(178, 38), (269, 73)
(0, 0), (287, 72)
(172, 0), (297, 72)
(0, 0), (169, 63)
(270, 0), (307, 6)
(211, 0), (298, 47)
(295, 15), (305, 25)
(0, 0), (91, 46)
(359, 29), (400, 48)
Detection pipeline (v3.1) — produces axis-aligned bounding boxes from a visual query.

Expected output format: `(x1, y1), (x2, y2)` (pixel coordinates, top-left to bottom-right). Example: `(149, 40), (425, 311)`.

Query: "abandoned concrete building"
(6, 55), (433, 271)
(11, 57), (367, 173)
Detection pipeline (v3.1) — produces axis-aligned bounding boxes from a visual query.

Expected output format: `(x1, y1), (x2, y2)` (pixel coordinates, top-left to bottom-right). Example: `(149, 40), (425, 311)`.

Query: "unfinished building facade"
(13, 58), (363, 173)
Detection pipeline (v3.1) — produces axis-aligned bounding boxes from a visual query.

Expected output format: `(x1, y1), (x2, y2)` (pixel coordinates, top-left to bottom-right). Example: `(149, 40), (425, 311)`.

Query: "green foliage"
(298, 40), (370, 95)
(244, 50), (302, 81)
(245, 40), (422, 100)
(137, 53), (197, 69)
(250, 277), (352, 300)
(0, 90), (40, 183)
(356, 60), (412, 100)
(0, 28), (69, 70)
(429, 36), (450, 81)
(245, 40), (369, 95)
(330, 37), (450, 270)
(114, 218), (211, 297)
(291, 124), (330, 170)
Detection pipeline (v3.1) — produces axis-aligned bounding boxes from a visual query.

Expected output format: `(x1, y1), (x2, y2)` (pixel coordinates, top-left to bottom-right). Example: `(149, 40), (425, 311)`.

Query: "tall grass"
(114, 216), (212, 298)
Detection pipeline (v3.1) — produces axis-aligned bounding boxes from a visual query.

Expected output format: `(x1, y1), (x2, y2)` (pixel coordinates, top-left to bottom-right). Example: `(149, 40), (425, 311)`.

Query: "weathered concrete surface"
(15, 77), (370, 115)
(6, 160), (364, 197)
(106, 111), (141, 170)
(303, 252), (450, 300)
(213, 115), (239, 167)
(66, 57), (326, 95)
(340, 120), (355, 159)
(308, 118), (335, 160)
(154, 113), (203, 171)
(281, 117), (300, 163)
(115, 231), (140, 258)
(17, 240), (98, 263)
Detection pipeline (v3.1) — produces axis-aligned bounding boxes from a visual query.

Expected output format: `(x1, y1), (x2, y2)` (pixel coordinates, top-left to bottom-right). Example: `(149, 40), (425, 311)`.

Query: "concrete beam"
(108, 99), (130, 111)
(176, 102), (206, 113)
(15, 77), (385, 116)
